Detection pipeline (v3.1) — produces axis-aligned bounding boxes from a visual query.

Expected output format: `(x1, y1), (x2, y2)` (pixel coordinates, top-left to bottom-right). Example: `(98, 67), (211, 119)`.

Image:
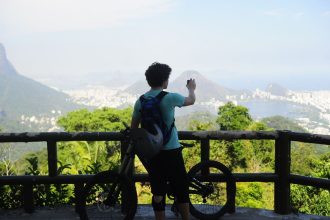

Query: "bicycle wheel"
(78, 171), (137, 220)
(188, 160), (236, 220)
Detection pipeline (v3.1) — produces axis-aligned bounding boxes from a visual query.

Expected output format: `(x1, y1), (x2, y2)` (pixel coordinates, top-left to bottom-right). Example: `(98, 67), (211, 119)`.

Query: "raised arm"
(183, 79), (196, 106)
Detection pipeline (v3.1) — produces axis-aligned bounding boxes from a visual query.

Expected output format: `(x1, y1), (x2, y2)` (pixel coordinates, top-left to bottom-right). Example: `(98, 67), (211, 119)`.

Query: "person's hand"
(186, 78), (196, 91)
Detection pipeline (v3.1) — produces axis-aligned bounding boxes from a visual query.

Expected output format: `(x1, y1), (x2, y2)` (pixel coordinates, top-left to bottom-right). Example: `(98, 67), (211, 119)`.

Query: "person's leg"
(155, 211), (165, 220)
(178, 203), (190, 220)
(144, 152), (168, 220)
(166, 148), (190, 220)
(152, 195), (166, 220)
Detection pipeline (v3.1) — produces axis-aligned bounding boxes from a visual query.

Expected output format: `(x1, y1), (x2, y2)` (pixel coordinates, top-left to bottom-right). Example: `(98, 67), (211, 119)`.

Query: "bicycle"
(77, 127), (236, 220)
(169, 142), (236, 220)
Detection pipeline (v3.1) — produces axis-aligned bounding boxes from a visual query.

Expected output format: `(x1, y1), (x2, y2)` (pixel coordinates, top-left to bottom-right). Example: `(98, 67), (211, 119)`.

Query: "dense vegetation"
(0, 103), (329, 216)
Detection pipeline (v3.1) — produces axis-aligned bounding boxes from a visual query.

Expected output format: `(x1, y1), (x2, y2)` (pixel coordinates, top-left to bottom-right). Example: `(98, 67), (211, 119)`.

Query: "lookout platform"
(0, 205), (328, 220)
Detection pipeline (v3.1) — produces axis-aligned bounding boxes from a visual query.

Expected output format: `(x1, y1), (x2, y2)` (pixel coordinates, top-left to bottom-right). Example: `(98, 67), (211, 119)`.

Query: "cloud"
(293, 12), (304, 20)
(262, 10), (283, 17)
(322, 11), (330, 17)
(263, 9), (305, 20)
(0, 0), (175, 34)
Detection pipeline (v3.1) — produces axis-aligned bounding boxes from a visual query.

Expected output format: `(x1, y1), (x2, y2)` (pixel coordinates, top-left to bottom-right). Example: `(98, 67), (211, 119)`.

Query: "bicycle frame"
(102, 138), (135, 209)
(188, 177), (214, 196)
(117, 139), (135, 177)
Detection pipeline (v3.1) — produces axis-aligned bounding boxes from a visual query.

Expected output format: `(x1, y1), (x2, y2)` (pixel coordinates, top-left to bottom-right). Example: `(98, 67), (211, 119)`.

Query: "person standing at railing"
(131, 62), (196, 220)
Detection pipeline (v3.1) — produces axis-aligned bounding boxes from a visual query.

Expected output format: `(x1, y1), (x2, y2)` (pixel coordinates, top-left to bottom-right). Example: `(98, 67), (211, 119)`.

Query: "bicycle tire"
(188, 160), (236, 220)
(78, 170), (137, 220)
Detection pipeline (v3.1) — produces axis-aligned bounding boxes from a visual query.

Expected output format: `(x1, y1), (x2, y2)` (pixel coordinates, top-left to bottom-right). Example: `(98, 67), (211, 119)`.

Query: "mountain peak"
(0, 45), (83, 124)
(169, 70), (238, 100)
(266, 83), (289, 96)
(124, 70), (241, 101)
(0, 43), (7, 60)
(177, 70), (203, 80)
(0, 44), (18, 76)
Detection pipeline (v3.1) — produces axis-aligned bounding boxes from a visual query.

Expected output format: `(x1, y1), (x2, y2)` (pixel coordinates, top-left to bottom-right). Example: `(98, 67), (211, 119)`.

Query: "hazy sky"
(0, 0), (329, 89)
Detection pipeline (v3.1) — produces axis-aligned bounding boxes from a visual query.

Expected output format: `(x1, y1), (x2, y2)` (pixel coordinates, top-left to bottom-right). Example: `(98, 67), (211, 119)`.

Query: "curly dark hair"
(145, 62), (171, 88)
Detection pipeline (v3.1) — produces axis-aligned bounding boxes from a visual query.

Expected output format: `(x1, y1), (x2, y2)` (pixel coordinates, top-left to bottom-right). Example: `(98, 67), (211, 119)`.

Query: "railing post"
(201, 139), (210, 162)
(201, 139), (210, 175)
(47, 141), (58, 177)
(23, 183), (34, 213)
(74, 183), (84, 214)
(274, 130), (291, 214)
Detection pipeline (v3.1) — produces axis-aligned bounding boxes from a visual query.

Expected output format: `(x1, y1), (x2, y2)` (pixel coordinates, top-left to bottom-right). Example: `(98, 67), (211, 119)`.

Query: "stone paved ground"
(0, 205), (329, 220)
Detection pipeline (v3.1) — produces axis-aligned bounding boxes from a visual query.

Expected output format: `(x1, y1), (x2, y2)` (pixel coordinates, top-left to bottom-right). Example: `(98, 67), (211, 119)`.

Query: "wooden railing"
(0, 130), (329, 215)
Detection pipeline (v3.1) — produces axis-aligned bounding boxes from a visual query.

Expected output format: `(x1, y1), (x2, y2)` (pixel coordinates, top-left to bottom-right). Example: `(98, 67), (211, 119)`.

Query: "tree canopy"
(216, 102), (252, 130)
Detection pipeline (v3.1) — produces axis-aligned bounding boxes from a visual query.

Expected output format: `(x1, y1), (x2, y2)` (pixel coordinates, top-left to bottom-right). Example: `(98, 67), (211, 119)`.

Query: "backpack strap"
(155, 91), (175, 144)
(139, 91), (168, 103)
(139, 91), (167, 120)
(164, 118), (175, 145)
(155, 91), (168, 100)
(139, 95), (145, 102)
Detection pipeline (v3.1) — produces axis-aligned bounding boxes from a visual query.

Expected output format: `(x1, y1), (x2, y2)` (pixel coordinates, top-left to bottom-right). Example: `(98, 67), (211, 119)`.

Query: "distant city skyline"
(0, 0), (329, 90)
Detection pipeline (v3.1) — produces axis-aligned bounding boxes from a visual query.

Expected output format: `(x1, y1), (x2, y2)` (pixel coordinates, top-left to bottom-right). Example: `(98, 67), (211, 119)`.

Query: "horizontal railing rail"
(1, 130), (328, 143)
(0, 130), (329, 215)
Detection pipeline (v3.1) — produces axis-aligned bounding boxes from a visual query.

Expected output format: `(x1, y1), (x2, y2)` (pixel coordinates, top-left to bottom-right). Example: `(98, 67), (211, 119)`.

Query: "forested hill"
(177, 113), (306, 133)
(0, 44), (84, 120)
(261, 116), (307, 132)
(176, 111), (219, 130)
(262, 115), (328, 155)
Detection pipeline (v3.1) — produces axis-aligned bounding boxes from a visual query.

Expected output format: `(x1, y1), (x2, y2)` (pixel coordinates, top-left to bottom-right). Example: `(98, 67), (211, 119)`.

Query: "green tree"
(236, 183), (264, 208)
(0, 143), (15, 176)
(291, 152), (330, 216)
(57, 107), (132, 132)
(216, 102), (252, 131)
(56, 107), (133, 173)
(291, 142), (317, 175)
(0, 126), (23, 209)
(24, 156), (73, 206)
(215, 103), (255, 169)
(242, 122), (275, 172)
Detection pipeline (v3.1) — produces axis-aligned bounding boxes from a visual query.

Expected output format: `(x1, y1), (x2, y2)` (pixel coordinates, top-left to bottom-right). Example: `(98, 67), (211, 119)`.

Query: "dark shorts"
(144, 148), (190, 203)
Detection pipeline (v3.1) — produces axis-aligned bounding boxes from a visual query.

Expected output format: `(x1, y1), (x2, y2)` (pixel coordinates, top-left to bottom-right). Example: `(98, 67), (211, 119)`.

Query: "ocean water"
(238, 100), (313, 120)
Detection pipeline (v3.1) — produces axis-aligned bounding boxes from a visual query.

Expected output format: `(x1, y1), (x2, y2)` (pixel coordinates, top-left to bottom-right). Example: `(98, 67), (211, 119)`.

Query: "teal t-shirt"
(132, 89), (185, 150)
